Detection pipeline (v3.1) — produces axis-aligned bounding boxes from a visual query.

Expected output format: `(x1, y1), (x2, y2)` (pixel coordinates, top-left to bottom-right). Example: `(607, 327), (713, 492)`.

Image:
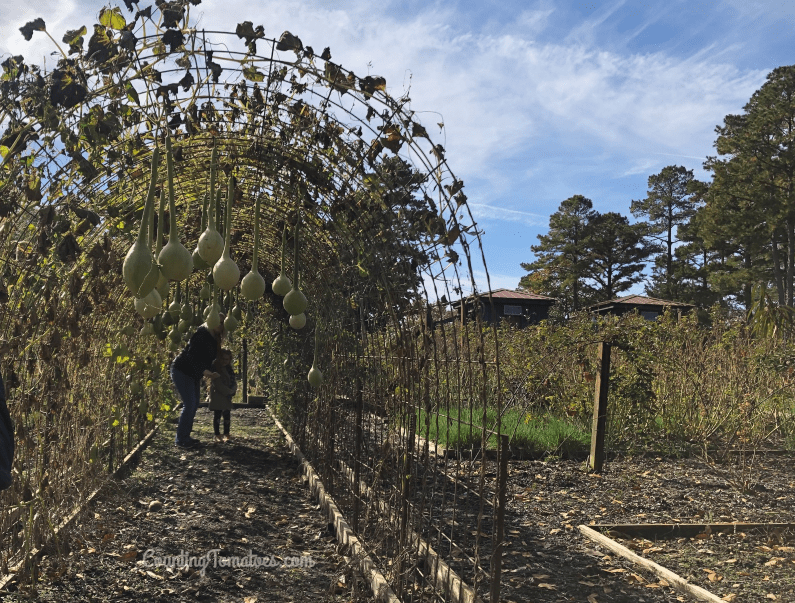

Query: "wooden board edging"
(592, 522), (795, 540)
(268, 408), (400, 603)
(578, 525), (724, 603)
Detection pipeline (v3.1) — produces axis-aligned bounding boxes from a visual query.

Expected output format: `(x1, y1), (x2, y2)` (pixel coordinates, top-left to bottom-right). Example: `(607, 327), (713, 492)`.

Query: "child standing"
(208, 349), (236, 443)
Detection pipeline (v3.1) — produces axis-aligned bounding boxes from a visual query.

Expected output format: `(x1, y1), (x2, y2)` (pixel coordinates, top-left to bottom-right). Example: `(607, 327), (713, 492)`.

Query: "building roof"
(453, 288), (556, 304)
(588, 294), (695, 311)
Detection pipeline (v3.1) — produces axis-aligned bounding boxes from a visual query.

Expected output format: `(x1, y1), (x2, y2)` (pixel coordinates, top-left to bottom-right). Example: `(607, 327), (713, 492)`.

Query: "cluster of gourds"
(121, 137), (322, 387)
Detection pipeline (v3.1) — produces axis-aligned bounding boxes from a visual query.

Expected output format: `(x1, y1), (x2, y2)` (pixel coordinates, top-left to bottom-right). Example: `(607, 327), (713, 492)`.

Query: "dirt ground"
(1, 408), (374, 603)
(3, 408), (794, 603)
(501, 452), (795, 602)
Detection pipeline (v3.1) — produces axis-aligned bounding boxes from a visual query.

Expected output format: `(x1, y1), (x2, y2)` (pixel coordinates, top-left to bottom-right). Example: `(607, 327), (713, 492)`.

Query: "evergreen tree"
(585, 212), (652, 302)
(519, 195), (596, 314)
(631, 165), (699, 300)
(702, 66), (795, 308)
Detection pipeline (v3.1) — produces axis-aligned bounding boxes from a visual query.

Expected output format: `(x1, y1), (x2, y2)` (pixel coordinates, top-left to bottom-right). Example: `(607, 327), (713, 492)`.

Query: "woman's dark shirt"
(172, 326), (218, 381)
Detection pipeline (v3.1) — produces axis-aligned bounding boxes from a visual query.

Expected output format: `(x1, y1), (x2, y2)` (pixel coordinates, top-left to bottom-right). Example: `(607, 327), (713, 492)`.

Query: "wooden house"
(451, 289), (556, 328)
(587, 294), (694, 320)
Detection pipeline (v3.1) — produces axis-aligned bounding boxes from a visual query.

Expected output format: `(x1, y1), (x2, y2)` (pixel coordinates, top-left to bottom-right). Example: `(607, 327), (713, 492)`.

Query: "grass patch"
(416, 407), (590, 459)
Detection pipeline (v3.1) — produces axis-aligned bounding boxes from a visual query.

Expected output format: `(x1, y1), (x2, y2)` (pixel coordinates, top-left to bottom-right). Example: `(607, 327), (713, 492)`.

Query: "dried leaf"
(20, 18), (46, 41)
(276, 31), (303, 52)
(707, 572), (722, 582)
(120, 549), (138, 561)
(537, 583), (556, 590)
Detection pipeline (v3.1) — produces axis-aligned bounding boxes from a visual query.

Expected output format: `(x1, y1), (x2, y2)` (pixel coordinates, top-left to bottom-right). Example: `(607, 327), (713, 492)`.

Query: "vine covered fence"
(0, 3), (512, 600)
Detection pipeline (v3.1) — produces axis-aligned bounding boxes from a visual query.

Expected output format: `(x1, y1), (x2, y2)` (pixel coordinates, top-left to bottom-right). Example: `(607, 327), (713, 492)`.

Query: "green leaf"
(0, 146), (8, 159)
(99, 7), (127, 30)
(243, 66), (265, 82)
(125, 81), (140, 105)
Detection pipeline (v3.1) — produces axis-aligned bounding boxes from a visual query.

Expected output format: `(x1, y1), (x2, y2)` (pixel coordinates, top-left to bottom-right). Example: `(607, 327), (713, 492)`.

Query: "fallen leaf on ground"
(537, 583), (556, 590)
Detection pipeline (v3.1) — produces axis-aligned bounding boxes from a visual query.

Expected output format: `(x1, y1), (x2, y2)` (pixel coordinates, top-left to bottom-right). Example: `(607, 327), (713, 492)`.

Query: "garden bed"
(500, 452), (795, 602)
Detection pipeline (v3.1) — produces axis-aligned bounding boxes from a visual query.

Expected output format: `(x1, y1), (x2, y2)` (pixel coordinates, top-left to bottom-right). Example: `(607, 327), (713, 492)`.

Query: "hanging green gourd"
(307, 323), (323, 388)
(223, 289), (239, 332)
(178, 318), (191, 333)
(206, 285), (222, 330)
(199, 282), (211, 300)
(241, 193), (266, 300)
(289, 312), (306, 330)
(158, 135), (194, 281)
(213, 173), (240, 290)
(140, 321), (155, 337)
(198, 144), (224, 264)
(134, 288), (161, 319)
(154, 189), (170, 300)
(283, 216), (307, 316)
(123, 147), (160, 297)
(224, 312), (238, 332)
(180, 296), (193, 321)
(231, 302), (243, 321)
(271, 225), (292, 296)
(192, 191), (210, 270)
(137, 187), (162, 300)
(168, 282), (181, 320)
(161, 308), (175, 326)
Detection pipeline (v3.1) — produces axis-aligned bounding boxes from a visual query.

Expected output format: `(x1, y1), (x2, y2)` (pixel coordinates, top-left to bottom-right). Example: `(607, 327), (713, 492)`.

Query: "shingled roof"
(588, 294), (694, 311)
(454, 288), (557, 303)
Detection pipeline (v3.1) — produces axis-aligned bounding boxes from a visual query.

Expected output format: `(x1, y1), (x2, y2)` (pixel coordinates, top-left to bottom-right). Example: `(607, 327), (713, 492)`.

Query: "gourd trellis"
(0, 3), (511, 601)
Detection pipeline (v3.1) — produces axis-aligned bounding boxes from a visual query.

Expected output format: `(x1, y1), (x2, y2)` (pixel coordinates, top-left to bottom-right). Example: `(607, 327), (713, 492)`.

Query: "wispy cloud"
(468, 203), (548, 227)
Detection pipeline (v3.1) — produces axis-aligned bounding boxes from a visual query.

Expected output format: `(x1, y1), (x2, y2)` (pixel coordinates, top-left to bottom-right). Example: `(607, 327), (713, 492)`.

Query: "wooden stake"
(490, 434), (509, 603)
(589, 342), (611, 473)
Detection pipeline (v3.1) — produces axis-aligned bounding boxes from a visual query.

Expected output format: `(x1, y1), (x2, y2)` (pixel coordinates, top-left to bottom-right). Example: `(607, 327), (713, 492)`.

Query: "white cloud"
(467, 203), (548, 227)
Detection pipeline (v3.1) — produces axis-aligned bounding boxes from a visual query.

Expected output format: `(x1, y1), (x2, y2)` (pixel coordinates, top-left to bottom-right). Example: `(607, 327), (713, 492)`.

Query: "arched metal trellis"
(0, 3), (509, 601)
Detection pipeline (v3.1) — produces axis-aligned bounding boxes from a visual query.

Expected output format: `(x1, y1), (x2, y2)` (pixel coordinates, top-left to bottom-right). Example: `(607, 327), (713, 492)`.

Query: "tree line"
(520, 65), (795, 317)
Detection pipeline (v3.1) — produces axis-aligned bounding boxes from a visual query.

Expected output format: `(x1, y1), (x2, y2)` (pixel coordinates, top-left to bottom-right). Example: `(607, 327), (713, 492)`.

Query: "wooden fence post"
(589, 342), (611, 473)
(490, 434), (509, 603)
(242, 338), (248, 405)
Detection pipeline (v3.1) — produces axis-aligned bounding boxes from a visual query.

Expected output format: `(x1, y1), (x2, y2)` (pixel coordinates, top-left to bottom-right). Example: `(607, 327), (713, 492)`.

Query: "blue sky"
(0, 0), (792, 295)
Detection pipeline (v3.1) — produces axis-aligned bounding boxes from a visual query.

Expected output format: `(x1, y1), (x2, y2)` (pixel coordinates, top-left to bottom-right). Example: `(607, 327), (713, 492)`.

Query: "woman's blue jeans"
(171, 365), (200, 445)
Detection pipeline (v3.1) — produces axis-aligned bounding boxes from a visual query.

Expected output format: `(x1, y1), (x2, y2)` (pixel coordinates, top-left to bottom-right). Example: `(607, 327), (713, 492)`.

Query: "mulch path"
(2, 408), (374, 603)
(4, 406), (795, 603)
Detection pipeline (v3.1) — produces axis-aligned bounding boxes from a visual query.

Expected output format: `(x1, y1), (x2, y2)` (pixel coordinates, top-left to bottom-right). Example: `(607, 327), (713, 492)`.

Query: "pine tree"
(585, 212), (652, 302)
(631, 165), (699, 300)
(519, 195), (596, 314)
